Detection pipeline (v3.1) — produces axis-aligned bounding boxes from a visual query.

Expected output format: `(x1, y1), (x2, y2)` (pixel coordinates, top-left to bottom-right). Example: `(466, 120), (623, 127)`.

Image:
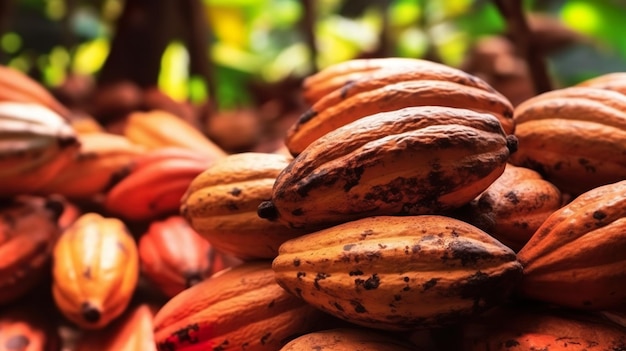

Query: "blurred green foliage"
(1, 0), (626, 107)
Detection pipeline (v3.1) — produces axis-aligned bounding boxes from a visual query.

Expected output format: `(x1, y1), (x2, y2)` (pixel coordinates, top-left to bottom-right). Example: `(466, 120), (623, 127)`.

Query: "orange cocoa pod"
(517, 180), (626, 310)
(0, 196), (62, 305)
(104, 147), (215, 222)
(74, 304), (157, 351)
(0, 64), (71, 120)
(139, 216), (227, 298)
(52, 213), (139, 330)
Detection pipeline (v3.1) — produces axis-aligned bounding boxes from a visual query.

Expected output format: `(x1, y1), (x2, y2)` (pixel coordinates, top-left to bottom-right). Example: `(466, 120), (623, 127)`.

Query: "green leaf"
(560, 0), (626, 60)
(455, 2), (505, 38)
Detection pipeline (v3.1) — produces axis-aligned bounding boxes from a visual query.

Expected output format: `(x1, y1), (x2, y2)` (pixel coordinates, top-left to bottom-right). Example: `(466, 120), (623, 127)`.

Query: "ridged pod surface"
(461, 304), (626, 351)
(259, 106), (517, 230)
(516, 180), (626, 310)
(37, 132), (145, 199)
(0, 196), (62, 305)
(123, 109), (226, 159)
(458, 163), (563, 251)
(182, 152), (308, 259)
(0, 64), (71, 119)
(287, 78), (514, 155)
(0, 102), (80, 196)
(153, 261), (330, 351)
(75, 304), (157, 351)
(52, 213), (139, 329)
(138, 216), (218, 297)
(301, 57), (484, 105)
(279, 328), (415, 351)
(576, 72), (626, 95)
(509, 86), (626, 195)
(104, 147), (214, 221)
(272, 215), (523, 331)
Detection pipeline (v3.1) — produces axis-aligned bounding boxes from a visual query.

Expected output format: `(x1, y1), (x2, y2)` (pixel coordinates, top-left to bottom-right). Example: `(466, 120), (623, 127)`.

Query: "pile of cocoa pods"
(0, 59), (625, 351)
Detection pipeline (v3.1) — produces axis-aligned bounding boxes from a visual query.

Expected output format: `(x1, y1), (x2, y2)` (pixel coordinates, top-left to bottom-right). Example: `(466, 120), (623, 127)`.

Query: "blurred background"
(1, 0), (626, 151)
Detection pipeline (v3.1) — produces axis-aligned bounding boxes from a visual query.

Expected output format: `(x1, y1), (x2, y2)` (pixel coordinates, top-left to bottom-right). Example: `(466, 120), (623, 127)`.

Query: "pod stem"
(81, 302), (101, 324)
(257, 201), (279, 221)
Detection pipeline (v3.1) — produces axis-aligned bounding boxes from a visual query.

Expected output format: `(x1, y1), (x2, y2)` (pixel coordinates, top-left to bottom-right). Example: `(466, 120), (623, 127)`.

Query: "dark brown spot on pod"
(359, 229), (374, 240)
(340, 80), (356, 99)
(423, 278), (439, 291)
(260, 332), (272, 345)
(296, 169), (337, 197)
(350, 300), (367, 313)
(173, 324), (200, 345)
(363, 274), (380, 290)
(578, 158), (596, 173)
(229, 187), (242, 196)
(504, 191), (519, 204)
(592, 210), (606, 221)
(82, 266), (92, 279)
(343, 165), (365, 192)
(297, 109), (317, 125)
(448, 241), (494, 266)
(213, 339), (228, 351)
(314, 272), (329, 290)
(257, 201), (279, 220)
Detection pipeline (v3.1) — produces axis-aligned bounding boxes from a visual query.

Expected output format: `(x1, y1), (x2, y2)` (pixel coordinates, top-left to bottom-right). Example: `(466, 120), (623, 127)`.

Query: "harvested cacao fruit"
(123, 109), (226, 158)
(301, 57), (490, 105)
(272, 215), (523, 331)
(259, 106), (517, 230)
(461, 303), (626, 351)
(37, 132), (145, 200)
(0, 64), (71, 120)
(279, 327), (416, 351)
(138, 216), (228, 298)
(576, 72), (626, 95)
(0, 102), (80, 196)
(457, 163), (563, 251)
(74, 304), (157, 351)
(153, 261), (331, 351)
(104, 147), (215, 222)
(182, 152), (308, 260)
(517, 179), (626, 310)
(289, 59), (515, 155)
(52, 213), (139, 329)
(509, 86), (626, 195)
(0, 196), (63, 305)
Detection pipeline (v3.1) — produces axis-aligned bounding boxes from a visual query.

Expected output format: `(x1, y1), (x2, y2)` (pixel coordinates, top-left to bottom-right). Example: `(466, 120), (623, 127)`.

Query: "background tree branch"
(494, 0), (553, 94)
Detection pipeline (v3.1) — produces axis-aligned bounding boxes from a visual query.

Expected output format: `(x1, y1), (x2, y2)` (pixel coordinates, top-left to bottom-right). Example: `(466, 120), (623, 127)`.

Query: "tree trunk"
(97, 0), (176, 88)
